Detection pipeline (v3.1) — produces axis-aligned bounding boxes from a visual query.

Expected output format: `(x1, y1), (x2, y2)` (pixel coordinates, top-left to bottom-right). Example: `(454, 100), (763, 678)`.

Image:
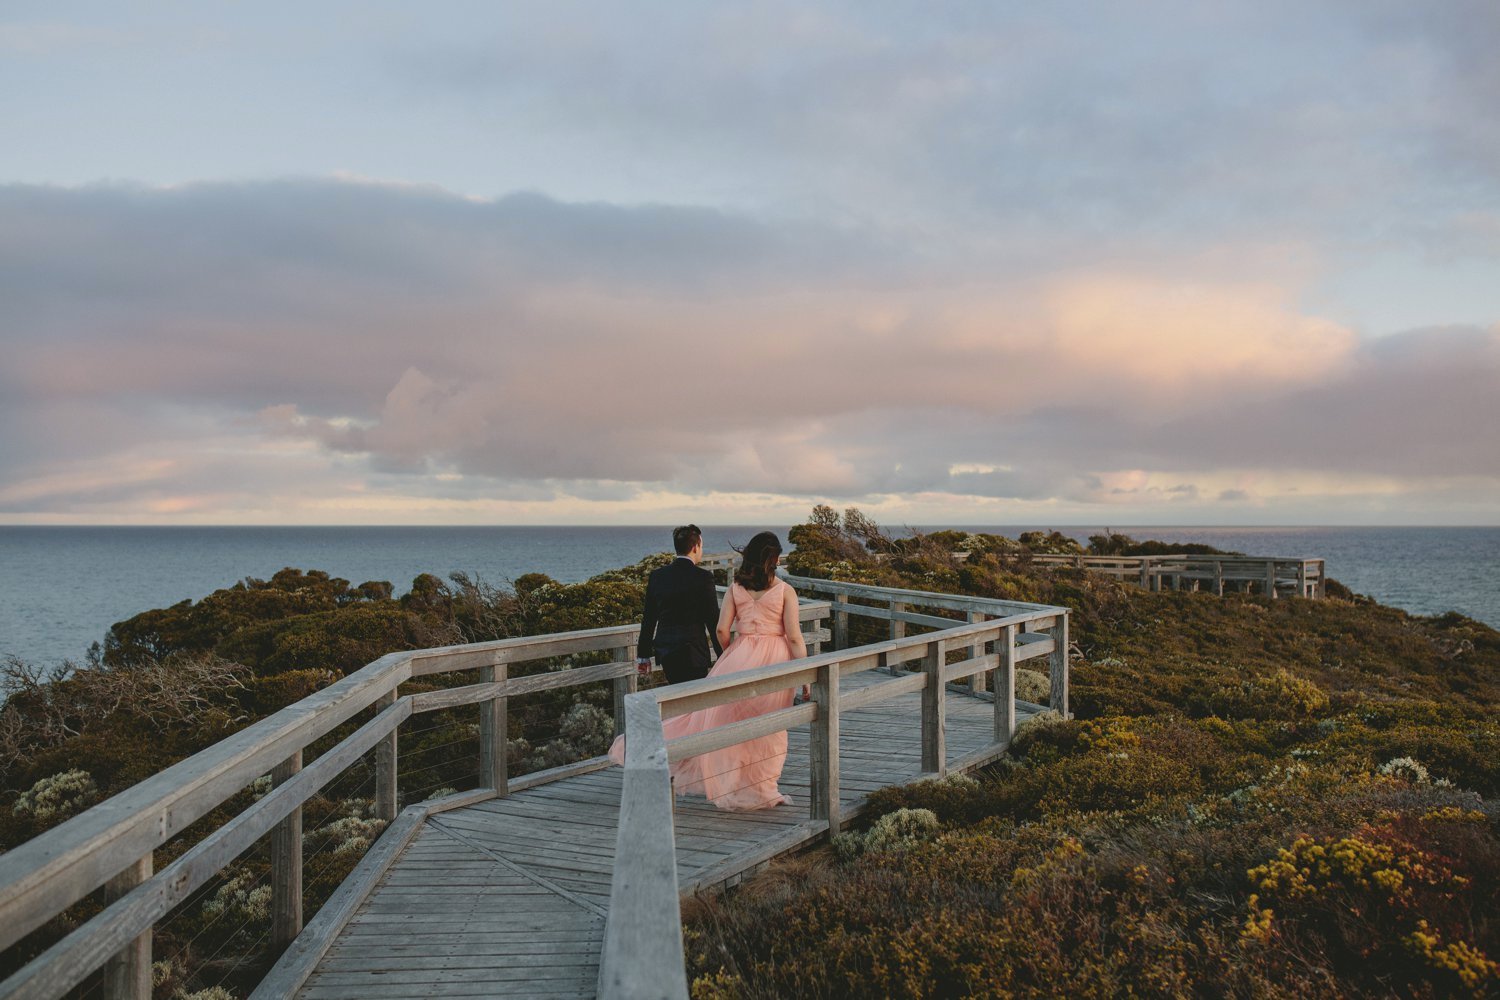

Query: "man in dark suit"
(636, 525), (722, 684)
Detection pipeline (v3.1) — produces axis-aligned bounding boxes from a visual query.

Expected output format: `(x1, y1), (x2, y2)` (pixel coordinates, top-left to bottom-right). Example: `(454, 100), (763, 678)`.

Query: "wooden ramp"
(293, 672), (1035, 999)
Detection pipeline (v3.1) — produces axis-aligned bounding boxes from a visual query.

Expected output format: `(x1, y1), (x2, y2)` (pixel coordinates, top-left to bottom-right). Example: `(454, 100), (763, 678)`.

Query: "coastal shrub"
(1205, 667), (1330, 721)
(833, 807), (941, 860)
(218, 604), (454, 676)
(1087, 531), (1236, 557)
(515, 702), (615, 772)
(11, 768), (98, 821)
(201, 867), (272, 924)
(1015, 669), (1049, 704)
(1315, 705), (1500, 795)
(248, 667), (337, 711)
(1242, 811), (1500, 995)
(175, 988), (237, 1000)
(1015, 530), (1084, 555)
(308, 799), (387, 856)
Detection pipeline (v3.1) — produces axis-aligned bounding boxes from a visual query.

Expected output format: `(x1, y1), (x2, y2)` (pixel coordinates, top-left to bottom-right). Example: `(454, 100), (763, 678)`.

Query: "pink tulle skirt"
(609, 633), (795, 811)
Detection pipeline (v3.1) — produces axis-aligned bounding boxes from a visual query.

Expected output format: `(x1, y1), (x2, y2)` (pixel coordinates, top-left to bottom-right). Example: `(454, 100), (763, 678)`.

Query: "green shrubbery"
(683, 509), (1499, 999)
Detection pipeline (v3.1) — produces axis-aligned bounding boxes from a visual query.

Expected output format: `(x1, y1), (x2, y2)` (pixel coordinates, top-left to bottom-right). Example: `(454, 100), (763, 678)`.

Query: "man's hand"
(636, 657), (652, 678)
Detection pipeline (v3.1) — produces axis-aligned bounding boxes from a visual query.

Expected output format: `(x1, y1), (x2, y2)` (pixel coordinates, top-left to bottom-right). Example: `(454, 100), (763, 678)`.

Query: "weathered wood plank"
(374, 690), (398, 822)
(101, 855), (151, 1000)
(270, 750), (304, 951)
(810, 663), (840, 830)
(921, 639), (945, 776)
(1049, 616), (1070, 717)
(252, 804), (427, 1000)
(598, 693), (688, 1000)
(478, 663), (508, 795)
(426, 819), (609, 917)
(997, 623), (1017, 749)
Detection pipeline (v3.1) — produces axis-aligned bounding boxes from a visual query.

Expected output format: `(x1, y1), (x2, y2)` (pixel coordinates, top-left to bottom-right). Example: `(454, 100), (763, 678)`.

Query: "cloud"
(0, 177), (1496, 523)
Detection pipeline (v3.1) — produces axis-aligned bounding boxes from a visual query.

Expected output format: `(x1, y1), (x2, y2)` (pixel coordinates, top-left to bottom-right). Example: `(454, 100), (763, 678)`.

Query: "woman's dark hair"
(732, 531), (783, 591)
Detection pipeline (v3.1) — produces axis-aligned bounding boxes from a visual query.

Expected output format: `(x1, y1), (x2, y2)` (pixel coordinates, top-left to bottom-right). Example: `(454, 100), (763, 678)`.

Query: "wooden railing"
(1027, 553), (1326, 598)
(599, 575), (1069, 999)
(0, 599), (831, 1000)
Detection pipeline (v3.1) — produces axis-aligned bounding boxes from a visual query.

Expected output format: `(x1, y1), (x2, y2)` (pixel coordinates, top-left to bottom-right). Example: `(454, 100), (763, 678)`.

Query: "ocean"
(1, 525), (1496, 666)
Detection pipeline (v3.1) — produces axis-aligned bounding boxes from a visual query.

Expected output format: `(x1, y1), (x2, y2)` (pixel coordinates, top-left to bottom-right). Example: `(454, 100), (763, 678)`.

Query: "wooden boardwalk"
(0, 575), (1065, 1000)
(295, 671), (1036, 999)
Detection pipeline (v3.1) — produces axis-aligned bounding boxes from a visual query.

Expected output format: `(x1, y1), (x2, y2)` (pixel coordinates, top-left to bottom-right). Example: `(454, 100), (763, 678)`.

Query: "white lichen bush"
(174, 987), (238, 1000)
(833, 806), (943, 862)
(201, 869), (271, 923)
(1378, 756), (1431, 784)
(308, 798), (388, 855)
(248, 775), (272, 801)
(152, 959), (184, 988)
(1015, 669), (1050, 704)
(864, 807), (941, 850)
(12, 768), (97, 821)
(559, 702), (614, 754)
(1015, 708), (1065, 735)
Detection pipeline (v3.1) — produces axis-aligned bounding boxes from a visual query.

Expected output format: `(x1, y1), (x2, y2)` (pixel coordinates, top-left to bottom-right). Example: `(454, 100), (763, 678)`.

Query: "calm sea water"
(1, 525), (1496, 666)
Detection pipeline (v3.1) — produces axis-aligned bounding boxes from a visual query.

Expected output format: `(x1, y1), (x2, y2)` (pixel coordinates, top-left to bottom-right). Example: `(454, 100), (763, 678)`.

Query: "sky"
(1, 1), (1497, 526)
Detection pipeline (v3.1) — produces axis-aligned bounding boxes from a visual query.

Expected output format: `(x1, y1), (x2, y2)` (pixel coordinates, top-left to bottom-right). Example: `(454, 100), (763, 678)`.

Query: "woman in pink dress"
(610, 531), (806, 811)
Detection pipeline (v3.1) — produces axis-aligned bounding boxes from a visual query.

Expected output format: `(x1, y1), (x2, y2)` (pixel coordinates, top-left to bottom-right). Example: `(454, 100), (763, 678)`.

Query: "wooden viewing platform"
(1024, 553), (1326, 598)
(0, 572), (1069, 1000)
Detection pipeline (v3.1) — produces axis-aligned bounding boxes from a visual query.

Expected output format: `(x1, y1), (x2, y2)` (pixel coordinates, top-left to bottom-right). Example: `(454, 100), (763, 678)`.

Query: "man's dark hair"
(672, 524), (702, 555)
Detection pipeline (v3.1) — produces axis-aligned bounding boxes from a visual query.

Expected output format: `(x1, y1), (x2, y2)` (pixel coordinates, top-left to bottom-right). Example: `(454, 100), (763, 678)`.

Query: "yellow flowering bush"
(1248, 834), (1413, 902)
(1403, 920), (1497, 992)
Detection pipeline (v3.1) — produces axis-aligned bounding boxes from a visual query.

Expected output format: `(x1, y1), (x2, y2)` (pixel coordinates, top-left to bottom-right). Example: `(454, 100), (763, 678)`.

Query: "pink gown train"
(609, 579), (797, 811)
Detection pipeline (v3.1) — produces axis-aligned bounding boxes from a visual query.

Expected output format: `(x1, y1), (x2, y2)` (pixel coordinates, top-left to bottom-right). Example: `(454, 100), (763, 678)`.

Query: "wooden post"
(479, 663), (509, 796)
(1264, 561), (1277, 599)
(1316, 560), (1326, 599)
(613, 647), (636, 740)
(921, 639), (946, 776)
(889, 601), (906, 675)
(1049, 616), (1070, 719)
(1297, 561), (1308, 598)
(996, 624), (1017, 750)
(833, 593), (848, 650)
(374, 690), (398, 822)
(1214, 560), (1224, 597)
(271, 750), (303, 951)
(1138, 558), (1150, 589)
(103, 855), (152, 1000)
(809, 661), (841, 832)
(966, 610), (986, 693)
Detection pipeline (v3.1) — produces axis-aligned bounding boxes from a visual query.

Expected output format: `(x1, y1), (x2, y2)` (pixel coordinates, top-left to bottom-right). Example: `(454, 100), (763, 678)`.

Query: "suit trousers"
(659, 643), (712, 685)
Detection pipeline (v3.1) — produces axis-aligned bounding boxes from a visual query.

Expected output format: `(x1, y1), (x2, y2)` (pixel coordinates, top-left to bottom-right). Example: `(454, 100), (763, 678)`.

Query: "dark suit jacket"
(638, 558), (722, 673)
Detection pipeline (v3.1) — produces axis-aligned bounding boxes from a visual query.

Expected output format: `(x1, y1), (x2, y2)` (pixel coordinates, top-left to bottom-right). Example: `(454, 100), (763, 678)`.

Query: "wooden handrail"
(598, 693), (689, 1000)
(0, 650), (414, 956)
(0, 601), (832, 1000)
(598, 577), (1069, 996)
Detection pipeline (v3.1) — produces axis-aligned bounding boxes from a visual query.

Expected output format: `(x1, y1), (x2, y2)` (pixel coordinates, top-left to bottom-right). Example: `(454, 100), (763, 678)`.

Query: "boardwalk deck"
(294, 670), (1035, 999)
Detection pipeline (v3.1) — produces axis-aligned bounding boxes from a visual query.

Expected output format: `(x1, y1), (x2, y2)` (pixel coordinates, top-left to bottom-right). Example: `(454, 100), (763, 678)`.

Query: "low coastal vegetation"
(685, 509), (1498, 998)
(0, 508), (1495, 997)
